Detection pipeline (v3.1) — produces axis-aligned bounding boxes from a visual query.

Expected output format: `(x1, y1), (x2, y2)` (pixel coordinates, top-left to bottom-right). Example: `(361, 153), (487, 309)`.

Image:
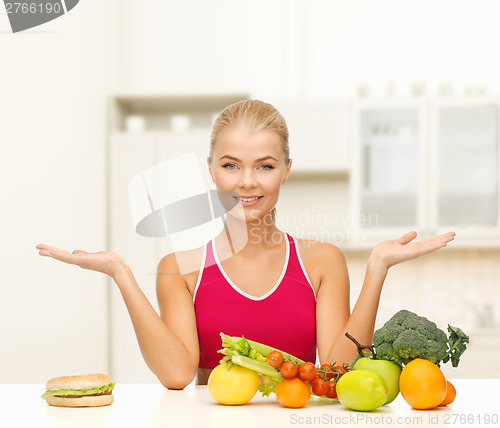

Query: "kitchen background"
(1, 0), (499, 385)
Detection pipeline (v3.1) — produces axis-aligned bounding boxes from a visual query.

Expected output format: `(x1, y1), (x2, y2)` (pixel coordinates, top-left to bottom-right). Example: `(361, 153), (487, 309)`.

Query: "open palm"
(371, 231), (456, 270)
(36, 244), (123, 278)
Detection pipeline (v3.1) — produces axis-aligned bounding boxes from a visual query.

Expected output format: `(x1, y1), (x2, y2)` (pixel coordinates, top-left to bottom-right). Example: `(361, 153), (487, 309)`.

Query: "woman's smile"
(234, 195), (264, 207)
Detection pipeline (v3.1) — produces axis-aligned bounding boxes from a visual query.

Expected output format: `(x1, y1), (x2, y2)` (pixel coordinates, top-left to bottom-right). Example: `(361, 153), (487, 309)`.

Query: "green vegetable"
(219, 333), (305, 365)
(230, 354), (284, 380)
(41, 383), (115, 399)
(218, 333), (303, 396)
(373, 309), (469, 367)
(443, 325), (470, 367)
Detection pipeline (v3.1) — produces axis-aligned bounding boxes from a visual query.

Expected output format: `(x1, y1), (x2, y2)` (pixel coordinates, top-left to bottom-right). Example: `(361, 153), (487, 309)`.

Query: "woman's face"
(208, 128), (292, 223)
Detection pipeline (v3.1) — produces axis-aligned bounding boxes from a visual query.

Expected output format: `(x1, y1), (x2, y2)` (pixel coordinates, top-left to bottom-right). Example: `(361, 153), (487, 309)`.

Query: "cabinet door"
(109, 134), (160, 383)
(431, 103), (499, 231)
(353, 103), (426, 233)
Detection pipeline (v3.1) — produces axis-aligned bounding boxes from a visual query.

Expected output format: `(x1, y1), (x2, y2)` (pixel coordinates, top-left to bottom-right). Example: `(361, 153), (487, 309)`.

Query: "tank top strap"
(192, 239), (218, 303)
(284, 233), (316, 298)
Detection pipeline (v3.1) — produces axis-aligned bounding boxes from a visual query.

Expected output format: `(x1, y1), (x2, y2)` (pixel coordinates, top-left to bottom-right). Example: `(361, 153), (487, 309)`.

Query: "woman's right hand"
(36, 244), (125, 278)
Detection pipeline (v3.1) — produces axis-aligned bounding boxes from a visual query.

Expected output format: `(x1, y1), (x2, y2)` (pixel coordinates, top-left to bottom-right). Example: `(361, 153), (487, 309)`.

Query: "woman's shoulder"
(158, 245), (206, 278)
(290, 237), (346, 292)
(294, 237), (346, 267)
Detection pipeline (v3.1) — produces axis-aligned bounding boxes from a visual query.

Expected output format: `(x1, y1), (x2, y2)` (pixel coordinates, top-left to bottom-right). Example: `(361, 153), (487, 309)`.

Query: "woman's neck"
(216, 212), (285, 257)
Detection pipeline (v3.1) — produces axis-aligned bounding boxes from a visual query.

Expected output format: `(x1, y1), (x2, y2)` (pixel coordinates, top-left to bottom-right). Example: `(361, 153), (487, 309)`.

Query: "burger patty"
(55, 391), (112, 398)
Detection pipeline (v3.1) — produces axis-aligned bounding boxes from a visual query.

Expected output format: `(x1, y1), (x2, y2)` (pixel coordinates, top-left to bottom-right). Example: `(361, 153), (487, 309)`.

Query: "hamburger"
(41, 373), (114, 407)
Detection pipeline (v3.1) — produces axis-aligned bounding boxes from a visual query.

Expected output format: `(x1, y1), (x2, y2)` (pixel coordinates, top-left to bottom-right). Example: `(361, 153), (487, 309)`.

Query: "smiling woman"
(36, 99), (455, 390)
(208, 129), (291, 223)
(208, 99), (291, 224)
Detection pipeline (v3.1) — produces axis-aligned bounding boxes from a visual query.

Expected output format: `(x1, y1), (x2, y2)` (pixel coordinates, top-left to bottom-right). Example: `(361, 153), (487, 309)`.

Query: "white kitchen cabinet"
(352, 101), (427, 232)
(429, 100), (500, 241)
(351, 98), (500, 246)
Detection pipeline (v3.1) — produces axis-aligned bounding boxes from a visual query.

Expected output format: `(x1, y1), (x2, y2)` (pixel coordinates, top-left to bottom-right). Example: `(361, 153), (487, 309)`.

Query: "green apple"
(336, 370), (388, 412)
(353, 357), (402, 404)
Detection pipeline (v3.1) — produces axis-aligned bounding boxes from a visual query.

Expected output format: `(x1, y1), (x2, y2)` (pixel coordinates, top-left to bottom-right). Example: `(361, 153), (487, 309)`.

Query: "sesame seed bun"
(46, 373), (112, 391)
(43, 373), (114, 407)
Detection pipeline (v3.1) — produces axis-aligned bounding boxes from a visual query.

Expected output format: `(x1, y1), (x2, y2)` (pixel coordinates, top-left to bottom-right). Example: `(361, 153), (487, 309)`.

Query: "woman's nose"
(238, 169), (257, 188)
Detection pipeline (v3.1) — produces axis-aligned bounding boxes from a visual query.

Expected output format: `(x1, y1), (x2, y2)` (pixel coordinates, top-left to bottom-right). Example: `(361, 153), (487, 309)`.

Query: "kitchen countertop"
(2, 380), (499, 428)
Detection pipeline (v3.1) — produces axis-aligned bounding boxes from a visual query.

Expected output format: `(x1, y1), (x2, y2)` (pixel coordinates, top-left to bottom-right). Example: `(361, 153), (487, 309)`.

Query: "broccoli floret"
(373, 309), (468, 367)
(424, 338), (449, 364)
(374, 321), (406, 343)
(373, 341), (403, 366)
(393, 330), (429, 364)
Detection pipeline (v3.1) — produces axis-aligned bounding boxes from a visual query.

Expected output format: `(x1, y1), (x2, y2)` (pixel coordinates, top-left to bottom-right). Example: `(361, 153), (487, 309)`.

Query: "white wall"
(0, 1), (114, 382)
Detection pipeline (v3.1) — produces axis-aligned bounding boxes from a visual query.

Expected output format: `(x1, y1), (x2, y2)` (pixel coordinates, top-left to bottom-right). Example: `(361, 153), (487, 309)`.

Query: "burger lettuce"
(41, 383), (115, 399)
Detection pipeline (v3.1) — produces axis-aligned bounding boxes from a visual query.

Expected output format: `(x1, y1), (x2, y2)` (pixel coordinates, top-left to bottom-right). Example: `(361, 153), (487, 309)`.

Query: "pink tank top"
(193, 233), (317, 369)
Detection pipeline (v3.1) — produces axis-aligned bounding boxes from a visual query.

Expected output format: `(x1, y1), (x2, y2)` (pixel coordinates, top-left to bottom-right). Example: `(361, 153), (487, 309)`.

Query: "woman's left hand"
(369, 231), (455, 271)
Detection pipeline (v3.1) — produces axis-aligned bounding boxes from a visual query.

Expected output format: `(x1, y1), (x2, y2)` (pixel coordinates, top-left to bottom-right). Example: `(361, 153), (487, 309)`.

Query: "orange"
(440, 380), (456, 406)
(399, 358), (447, 410)
(275, 378), (311, 408)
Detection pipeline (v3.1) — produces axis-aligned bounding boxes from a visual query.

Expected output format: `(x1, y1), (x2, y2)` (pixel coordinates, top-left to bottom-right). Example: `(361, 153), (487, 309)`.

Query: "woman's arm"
(36, 245), (199, 389)
(115, 254), (199, 388)
(316, 231), (455, 366)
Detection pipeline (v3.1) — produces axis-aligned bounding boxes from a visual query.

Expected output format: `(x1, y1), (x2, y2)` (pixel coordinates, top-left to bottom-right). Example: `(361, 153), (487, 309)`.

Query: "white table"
(2, 380), (499, 428)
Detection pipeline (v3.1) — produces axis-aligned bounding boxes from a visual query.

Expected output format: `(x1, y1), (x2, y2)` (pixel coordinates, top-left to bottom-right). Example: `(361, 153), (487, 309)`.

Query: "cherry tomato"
(320, 364), (335, 380)
(267, 351), (284, 369)
(325, 381), (337, 399)
(310, 377), (329, 396)
(298, 362), (317, 382)
(276, 378), (311, 408)
(334, 365), (348, 374)
(280, 361), (298, 379)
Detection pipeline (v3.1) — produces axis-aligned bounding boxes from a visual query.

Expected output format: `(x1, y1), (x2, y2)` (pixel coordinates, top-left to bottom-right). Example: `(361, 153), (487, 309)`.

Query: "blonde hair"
(209, 100), (290, 223)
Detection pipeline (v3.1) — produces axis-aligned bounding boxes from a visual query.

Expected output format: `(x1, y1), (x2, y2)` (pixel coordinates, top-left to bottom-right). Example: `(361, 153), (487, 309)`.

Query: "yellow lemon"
(208, 363), (259, 405)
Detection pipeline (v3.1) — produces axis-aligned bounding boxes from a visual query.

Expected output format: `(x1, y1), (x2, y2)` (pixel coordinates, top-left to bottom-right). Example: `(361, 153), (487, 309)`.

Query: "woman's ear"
(282, 158), (292, 185)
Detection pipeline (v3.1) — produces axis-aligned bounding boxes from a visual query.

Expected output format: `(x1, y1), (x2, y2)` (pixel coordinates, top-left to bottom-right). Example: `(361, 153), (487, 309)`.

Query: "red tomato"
(325, 382), (337, 399)
(319, 364), (335, 380)
(310, 377), (329, 396)
(266, 351), (284, 369)
(276, 378), (311, 408)
(298, 362), (317, 382)
(280, 361), (298, 379)
(334, 365), (348, 374)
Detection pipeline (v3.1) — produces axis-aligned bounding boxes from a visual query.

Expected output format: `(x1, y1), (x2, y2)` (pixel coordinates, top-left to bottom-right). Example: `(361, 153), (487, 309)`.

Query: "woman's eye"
(222, 163), (274, 171)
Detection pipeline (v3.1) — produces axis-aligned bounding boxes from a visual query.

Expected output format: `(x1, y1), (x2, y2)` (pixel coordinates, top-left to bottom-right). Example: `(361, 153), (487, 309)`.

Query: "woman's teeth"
(237, 197), (260, 202)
